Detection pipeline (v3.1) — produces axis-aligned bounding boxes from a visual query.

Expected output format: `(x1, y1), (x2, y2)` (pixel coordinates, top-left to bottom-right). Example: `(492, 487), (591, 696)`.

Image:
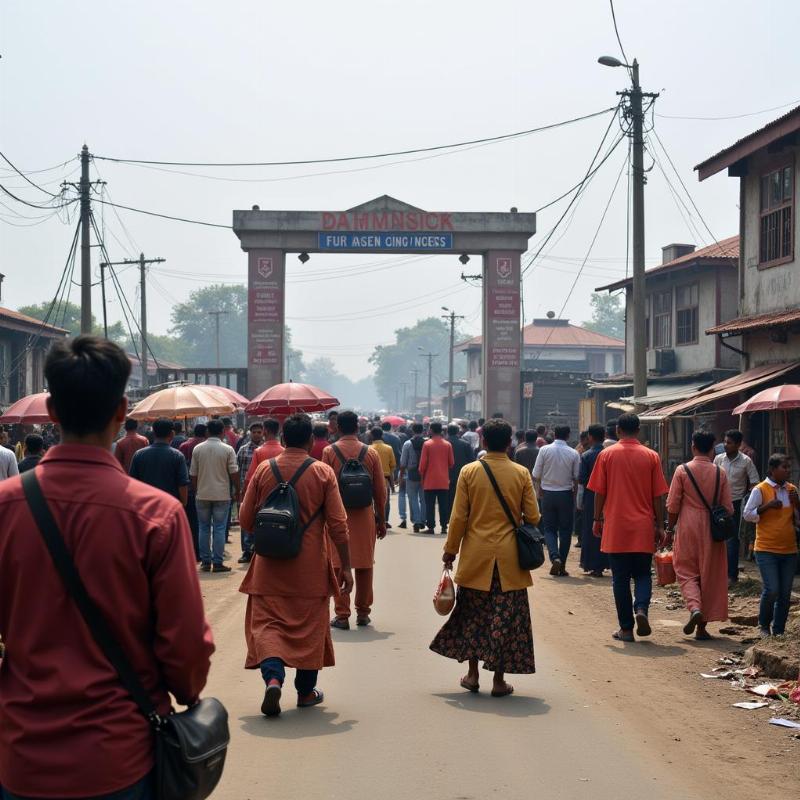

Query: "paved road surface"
(200, 527), (709, 800)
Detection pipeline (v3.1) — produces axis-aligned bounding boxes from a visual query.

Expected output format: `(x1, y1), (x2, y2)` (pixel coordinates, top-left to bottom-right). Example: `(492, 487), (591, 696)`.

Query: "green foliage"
(582, 292), (625, 340)
(369, 316), (466, 409)
(18, 301), (128, 343)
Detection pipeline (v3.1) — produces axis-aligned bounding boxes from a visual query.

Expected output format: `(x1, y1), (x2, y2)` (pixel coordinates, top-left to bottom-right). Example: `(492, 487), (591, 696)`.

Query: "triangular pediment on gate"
(346, 195), (425, 214)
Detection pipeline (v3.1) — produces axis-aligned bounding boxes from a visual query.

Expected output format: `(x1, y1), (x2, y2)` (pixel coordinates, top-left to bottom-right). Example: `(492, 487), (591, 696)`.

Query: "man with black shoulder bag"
(0, 336), (219, 800)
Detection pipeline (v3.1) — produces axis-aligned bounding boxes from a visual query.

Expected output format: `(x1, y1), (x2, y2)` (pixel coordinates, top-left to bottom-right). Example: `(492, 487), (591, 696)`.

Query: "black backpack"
(253, 458), (322, 559)
(407, 436), (424, 482)
(332, 444), (373, 509)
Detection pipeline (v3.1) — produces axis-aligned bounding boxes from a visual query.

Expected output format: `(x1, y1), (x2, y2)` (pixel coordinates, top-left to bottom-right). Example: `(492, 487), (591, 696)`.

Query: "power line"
(609, 0), (632, 77)
(657, 99), (800, 121)
(93, 107), (617, 167)
(0, 181), (76, 211)
(90, 195), (230, 229)
(0, 150), (61, 198)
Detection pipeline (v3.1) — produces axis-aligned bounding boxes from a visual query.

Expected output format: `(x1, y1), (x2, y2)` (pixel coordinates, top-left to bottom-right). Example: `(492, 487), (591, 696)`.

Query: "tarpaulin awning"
(622, 380), (714, 407)
(639, 362), (800, 422)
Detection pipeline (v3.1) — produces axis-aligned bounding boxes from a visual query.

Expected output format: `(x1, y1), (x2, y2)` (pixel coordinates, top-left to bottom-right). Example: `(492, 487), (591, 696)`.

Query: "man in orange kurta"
(239, 413), (352, 718)
(322, 410), (387, 629)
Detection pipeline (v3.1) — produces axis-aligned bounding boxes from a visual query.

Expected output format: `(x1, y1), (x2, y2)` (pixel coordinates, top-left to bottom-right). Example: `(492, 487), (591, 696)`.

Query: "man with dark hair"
(400, 422), (426, 531)
(714, 428), (759, 585)
(190, 418), (239, 572)
(113, 417), (148, 473)
(240, 413), (352, 716)
(236, 422), (265, 563)
(535, 424), (547, 448)
(180, 423), (207, 559)
(446, 423), (475, 525)
(514, 430), (539, 474)
(370, 426), (396, 527)
(222, 417), (238, 449)
(171, 420), (186, 451)
(311, 423), (330, 460)
(129, 418), (190, 505)
(603, 418), (619, 448)
(419, 421), (455, 535)
(462, 419), (480, 453)
(246, 417), (284, 484)
(589, 413), (669, 642)
(323, 410), (386, 628)
(17, 434), (45, 474)
(328, 410), (340, 443)
(577, 424), (609, 576)
(533, 424), (580, 576)
(0, 336), (213, 798)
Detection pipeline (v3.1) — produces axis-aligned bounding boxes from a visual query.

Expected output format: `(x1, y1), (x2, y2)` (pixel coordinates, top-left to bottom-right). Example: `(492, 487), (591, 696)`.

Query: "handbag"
(479, 460), (545, 570)
(433, 567), (456, 616)
(683, 464), (736, 542)
(21, 470), (229, 800)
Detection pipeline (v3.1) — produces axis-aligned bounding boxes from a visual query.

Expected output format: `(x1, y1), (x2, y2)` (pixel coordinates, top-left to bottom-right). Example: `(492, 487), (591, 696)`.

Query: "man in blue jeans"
(533, 424), (580, 576)
(588, 413), (669, 641)
(190, 419), (240, 573)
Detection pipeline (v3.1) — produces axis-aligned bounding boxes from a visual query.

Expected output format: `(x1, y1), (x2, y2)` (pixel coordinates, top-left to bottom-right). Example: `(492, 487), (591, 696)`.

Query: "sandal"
(612, 629), (635, 642)
(460, 676), (480, 693)
(683, 609), (703, 636)
(297, 688), (325, 708)
(261, 683), (282, 717)
(491, 683), (514, 698)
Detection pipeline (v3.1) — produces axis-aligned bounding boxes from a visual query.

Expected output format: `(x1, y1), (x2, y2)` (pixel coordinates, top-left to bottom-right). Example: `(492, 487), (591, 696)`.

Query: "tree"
(303, 357), (381, 410)
(582, 292), (625, 340)
(284, 327), (306, 380)
(369, 316), (466, 409)
(18, 300), (129, 343)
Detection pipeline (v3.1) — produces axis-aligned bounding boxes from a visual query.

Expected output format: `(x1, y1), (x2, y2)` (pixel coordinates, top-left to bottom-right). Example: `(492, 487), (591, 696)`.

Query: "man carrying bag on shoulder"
(0, 336), (216, 800)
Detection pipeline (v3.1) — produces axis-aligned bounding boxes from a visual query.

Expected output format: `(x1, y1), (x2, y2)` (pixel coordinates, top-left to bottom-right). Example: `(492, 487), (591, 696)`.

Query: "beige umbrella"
(129, 384), (235, 421)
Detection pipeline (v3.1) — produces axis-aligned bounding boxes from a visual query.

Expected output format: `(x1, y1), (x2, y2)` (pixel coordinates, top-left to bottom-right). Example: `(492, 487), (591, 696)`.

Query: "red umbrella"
(733, 384), (800, 415)
(382, 415), (407, 428)
(205, 385), (249, 409)
(245, 382), (339, 417)
(0, 392), (51, 424)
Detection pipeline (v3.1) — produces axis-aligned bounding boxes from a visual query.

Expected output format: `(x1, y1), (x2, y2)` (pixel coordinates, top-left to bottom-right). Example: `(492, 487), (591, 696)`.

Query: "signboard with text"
(318, 232), (453, 250)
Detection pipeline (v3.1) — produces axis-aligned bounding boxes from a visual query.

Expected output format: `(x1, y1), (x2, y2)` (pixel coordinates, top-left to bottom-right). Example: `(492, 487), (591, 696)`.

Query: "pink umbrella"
(245, 382), (339, 417)
(205, 385), (249, 409)
(733, 384), (800, 414)
(382, 415), (407, 428)
(0, 392), (51, 424)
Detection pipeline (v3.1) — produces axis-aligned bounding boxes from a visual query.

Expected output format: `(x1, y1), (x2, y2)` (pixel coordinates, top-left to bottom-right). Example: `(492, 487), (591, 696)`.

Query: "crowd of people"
(0, 335), (798, 798)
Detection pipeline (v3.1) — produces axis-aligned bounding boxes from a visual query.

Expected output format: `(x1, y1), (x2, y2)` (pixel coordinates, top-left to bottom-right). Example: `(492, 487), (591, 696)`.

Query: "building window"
(653, 290), (672, 348)
(675, 283), (699, 345)
(612, 352), (623, 373)
(759, 164), (793, 266)
(645, 295), (650, 350)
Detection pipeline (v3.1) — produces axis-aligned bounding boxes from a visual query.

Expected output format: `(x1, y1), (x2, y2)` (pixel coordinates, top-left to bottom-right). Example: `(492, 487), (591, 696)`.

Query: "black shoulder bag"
(479, 460), (545, 570)
(21, 470), (229, 800)
(683, 464), (736, 542)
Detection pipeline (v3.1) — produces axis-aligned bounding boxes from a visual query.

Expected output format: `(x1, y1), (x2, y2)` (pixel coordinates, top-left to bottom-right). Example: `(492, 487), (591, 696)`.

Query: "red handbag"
(433, 568), (456, 616)
(655, 549), (676, 586)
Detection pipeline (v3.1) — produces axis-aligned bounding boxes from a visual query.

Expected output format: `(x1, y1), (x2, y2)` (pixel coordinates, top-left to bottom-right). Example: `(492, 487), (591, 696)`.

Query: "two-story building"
(456, 318), (624, 430)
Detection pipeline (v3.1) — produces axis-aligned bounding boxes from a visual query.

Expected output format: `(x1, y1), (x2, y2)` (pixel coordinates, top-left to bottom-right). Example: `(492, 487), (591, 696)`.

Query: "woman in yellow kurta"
(430, 419), (541, 697)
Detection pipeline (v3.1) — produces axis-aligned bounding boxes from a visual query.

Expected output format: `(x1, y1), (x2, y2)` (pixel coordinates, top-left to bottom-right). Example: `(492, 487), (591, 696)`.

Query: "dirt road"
(200, 525), (798, 800)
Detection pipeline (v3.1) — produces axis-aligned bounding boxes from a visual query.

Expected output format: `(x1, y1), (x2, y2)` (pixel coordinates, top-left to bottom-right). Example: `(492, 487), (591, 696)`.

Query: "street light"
(598, 54), (657, 406)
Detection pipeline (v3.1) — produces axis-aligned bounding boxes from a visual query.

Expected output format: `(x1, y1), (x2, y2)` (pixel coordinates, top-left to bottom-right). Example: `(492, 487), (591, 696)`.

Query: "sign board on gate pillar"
(483, 251), (522, 425)
(248, 249), (285, 394)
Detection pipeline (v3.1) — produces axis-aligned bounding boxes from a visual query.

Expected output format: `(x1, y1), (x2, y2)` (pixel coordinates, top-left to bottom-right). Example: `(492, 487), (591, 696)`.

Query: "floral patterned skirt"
(429, 566), (535, 674)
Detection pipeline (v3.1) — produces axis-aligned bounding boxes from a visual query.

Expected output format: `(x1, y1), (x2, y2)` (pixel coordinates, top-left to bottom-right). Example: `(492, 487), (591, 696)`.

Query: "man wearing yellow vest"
(742, 453), (800, 638)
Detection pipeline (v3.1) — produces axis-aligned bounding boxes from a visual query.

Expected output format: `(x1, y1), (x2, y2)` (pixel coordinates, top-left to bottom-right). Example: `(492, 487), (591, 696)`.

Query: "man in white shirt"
(714, 429), (760, 585)
(462, 420), (480, 453)
(533, 424), (580, 576)
(190, 419), (239, 573)
(0, 442), (18, 481)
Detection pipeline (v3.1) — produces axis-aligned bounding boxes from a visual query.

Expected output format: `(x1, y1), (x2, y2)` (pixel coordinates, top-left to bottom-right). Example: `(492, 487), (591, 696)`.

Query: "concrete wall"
(741, 145), (800, 316)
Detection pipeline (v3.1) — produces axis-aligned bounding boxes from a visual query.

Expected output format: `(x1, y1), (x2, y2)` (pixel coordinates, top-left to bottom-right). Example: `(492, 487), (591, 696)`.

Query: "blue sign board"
(317, 232), (454, 251)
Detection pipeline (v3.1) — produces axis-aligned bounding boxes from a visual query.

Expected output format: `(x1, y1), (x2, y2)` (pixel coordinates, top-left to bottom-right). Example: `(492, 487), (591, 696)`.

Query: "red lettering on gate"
(322, 212), (336, 230)
(373, 212), (388, 229)
(439, 213), (453, 231)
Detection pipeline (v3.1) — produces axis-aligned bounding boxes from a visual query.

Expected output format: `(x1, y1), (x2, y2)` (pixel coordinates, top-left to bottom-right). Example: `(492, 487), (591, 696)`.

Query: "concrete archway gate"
(233, 195), (536, 421)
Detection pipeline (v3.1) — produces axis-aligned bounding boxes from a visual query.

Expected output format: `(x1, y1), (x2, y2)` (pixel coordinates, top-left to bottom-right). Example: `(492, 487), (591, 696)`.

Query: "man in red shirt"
(588, 413), (669, 642)
(222, 416), (239, 449)
(419, 421), (455, 535)
(113, 417), (149, 472)
(0, 336), (214, 799)
(246, 417), (284, 484)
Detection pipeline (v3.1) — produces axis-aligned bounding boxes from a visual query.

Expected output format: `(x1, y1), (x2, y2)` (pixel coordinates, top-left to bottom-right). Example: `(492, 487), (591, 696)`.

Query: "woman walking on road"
(666, 431), (733, 640)
(430, 419), (541, 697)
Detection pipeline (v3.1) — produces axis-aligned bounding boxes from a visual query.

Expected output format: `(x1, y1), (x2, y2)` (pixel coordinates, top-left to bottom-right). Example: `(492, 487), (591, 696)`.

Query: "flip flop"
(683, 610), (703, 635)
(460, 677), (480, 693)
(491, 684), (514, 698)
(612, 629), (635, 642)
(261, 684), (282, 717)
(634, 612), (652, 637)
(297, 688), (325, 708)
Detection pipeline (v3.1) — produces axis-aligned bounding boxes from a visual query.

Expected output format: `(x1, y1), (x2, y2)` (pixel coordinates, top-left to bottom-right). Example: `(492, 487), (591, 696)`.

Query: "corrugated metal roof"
(596, 236), (738, 292)
(707, 308), (800, 336)
(456, 321), (624, 351)
(622, 379), (714, 406)
(695, 104), (800, 181)
(0, 307), (69, 335)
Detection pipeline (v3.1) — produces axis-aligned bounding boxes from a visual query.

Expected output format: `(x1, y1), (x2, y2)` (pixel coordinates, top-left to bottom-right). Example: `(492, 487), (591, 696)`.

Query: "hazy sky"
(2, 1), (799, 379)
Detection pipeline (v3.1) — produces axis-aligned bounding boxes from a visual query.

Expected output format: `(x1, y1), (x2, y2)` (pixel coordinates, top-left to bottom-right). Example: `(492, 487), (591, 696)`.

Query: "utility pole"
(441, 307), (465, 420)
(410, 369), (420, 417)
(79, 145), (92, 334)
(399, 380), (408, 411)
(208, 310), (228, 369)
(600, 56), (658, 403)
(418, 349), (438, 419)
(100, 254), (165, 391)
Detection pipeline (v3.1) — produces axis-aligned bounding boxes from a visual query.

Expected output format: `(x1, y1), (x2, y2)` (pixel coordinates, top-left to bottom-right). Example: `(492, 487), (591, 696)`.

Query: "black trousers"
(425, 489), (450, 531)
(185, 491), (200, 559)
